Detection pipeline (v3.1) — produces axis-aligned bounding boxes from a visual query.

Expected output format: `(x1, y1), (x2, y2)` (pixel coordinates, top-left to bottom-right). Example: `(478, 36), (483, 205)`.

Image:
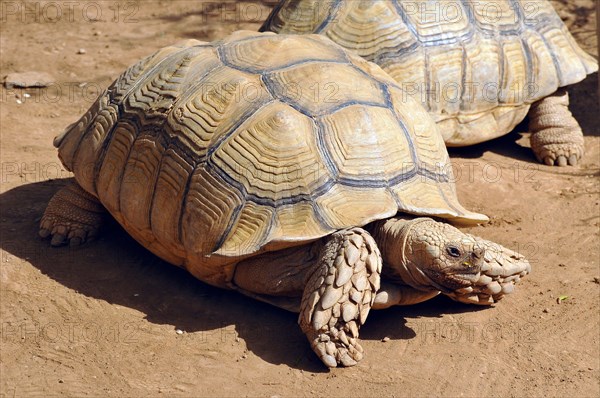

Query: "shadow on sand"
(1, 179), (491, 371)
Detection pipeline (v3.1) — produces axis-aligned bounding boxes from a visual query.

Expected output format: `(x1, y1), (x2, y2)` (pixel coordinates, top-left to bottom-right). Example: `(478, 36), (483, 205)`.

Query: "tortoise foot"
(299, 228), (382, 368)
(39, 181), (105, 247)
(529, 89), (584, 167)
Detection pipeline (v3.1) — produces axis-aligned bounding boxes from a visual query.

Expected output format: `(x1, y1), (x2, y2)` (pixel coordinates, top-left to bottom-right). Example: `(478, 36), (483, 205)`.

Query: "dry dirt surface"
(1, 1), (598, 397)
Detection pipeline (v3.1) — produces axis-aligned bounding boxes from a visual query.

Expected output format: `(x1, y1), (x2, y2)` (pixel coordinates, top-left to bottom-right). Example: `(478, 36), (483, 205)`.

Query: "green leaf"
(558, 295), (569, 303)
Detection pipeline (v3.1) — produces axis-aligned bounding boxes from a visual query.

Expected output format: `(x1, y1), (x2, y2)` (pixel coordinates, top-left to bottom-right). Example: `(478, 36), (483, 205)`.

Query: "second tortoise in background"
(261, 0), (599, 166)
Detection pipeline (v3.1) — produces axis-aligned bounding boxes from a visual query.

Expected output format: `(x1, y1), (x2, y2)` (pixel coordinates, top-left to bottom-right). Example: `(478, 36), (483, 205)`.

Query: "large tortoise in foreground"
(261, 0), (599, 166)
(40, 31), (530, 368)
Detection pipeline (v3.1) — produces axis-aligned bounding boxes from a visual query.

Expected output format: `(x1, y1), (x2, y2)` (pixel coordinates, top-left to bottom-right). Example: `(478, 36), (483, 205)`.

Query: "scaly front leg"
(299, 228), (382, 368)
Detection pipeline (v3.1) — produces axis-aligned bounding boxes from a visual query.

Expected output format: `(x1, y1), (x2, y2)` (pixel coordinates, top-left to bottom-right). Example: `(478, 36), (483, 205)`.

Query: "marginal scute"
(499, 39), (528, 105)
(541, 26), (588, 86)
(265, 202), (332, 251)
(68, 94), (119, 194)
(461, 37), (501, 114)
(119, 136), (165, 243)
(216, 201), (274, 257)
(316, 185), (398, 229)
(426, 46), (463, 115)
(392, 176), (488, 224)
(182, 167), (245, 256)
(522, 31), (559, 99)
(151, 147), (194, 257)
(95, 121), (138, 215)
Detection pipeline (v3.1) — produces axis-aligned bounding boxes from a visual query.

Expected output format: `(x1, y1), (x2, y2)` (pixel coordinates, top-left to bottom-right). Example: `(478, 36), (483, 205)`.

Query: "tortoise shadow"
(1, 179), (487, 371)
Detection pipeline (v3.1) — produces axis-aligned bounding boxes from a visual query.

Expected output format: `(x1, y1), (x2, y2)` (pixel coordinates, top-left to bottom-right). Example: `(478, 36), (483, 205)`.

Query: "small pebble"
(175, 329), (183, 335)
(77, 48), (86, 54)
(593, 277), (600, 284)
(542, 308), (549, 313)
(58, 379), (64, 383)
(23, 93), (31, 98)
(382, 337), (390, 342)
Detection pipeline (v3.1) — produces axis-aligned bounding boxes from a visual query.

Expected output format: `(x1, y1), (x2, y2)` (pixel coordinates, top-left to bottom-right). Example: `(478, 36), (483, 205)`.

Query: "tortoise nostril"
(473, 247), (485, 260)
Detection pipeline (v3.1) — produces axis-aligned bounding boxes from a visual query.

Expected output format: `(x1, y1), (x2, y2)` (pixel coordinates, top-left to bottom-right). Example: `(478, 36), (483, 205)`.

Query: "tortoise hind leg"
(529, 89), (584, 166)
(299, 228), (381, 368)
(39, 180), (106, 246)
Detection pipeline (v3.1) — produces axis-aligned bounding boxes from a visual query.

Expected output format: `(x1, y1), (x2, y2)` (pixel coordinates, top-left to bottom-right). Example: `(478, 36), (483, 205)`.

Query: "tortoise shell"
(261, 0), (598, 145)
(54, 31), (485, 287)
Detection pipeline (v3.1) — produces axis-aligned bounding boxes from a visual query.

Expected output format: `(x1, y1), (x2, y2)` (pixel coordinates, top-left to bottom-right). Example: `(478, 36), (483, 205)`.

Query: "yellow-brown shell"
(54, 31), (485, 287)
(261, 0), (599, 145)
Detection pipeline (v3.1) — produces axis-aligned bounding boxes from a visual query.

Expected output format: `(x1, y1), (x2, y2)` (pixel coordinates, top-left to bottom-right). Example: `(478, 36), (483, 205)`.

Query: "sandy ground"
(0, 1), (598, 396)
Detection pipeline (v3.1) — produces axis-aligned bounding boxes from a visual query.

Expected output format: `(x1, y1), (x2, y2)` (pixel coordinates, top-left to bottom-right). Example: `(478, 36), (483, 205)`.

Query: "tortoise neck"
(370, 217), (441, 292)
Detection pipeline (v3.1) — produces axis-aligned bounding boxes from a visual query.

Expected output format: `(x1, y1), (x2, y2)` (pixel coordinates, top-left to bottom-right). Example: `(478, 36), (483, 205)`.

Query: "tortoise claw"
(568, 154), (578, 166)
(50, 233), (67, 247)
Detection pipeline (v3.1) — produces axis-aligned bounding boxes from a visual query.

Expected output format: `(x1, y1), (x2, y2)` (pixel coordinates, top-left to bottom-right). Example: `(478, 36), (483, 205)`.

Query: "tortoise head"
(374, 217), (530, 305)
(398, 218), (485, 292)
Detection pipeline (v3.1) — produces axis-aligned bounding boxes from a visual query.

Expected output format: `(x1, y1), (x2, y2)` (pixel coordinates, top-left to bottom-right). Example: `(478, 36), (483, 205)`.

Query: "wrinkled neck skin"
(368, 217), (447, 293)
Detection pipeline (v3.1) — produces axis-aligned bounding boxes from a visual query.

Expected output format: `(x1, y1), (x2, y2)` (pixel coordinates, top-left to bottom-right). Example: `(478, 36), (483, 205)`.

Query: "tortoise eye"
(446, 245), (462, 258)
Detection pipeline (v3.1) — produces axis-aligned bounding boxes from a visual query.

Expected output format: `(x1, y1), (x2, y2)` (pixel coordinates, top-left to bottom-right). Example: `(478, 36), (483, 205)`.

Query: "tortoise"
(40, 31), (530, 368)
(260, 0), (599, 166)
